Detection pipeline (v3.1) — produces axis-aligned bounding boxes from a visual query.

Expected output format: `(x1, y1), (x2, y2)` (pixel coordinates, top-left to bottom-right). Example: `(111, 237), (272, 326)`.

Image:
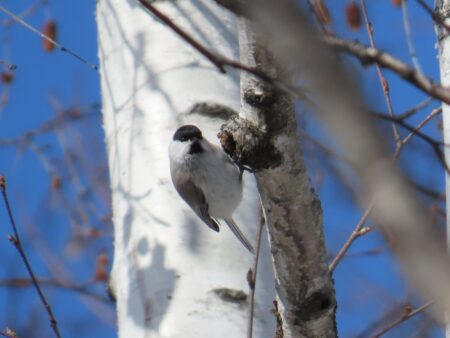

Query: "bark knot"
(218, 117), (282, 170)
(293, 289), (335, 323)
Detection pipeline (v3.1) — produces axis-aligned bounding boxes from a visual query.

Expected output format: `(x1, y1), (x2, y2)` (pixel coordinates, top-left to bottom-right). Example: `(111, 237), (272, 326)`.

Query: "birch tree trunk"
(436, 2), (450, 337)
(96, 0), (275, 336)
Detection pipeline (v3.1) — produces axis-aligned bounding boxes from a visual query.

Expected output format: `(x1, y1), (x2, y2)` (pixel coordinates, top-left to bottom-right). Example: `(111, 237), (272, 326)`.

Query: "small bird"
(168, 125), (254, 254)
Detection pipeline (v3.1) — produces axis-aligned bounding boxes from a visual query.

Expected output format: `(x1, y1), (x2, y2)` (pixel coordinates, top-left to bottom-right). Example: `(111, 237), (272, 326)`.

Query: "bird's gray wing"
(174, 178), (220, 232)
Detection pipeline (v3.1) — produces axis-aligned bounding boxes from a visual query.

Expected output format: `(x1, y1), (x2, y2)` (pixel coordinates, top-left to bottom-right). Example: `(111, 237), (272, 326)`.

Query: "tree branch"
(360, 0), (401, 144)
(372, 301), (435, 338)
(0, 59), (16, 71)
(324, 35), (450, 105)
(0, 176), (62, 338)
(215, 0), (450, 107)
(0, 4), (97, 71)
(329, 204), (374, 272)
(0, 278), (111, 303)
(416, 0), (450, 34)
(330, 106), (443, 271)
(401, 0), (423, 74)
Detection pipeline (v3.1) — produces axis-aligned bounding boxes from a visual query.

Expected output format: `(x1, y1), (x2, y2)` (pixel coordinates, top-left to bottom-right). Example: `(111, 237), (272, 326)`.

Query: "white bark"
(436, 2), (450, 336)
(96, 0), (275, 337)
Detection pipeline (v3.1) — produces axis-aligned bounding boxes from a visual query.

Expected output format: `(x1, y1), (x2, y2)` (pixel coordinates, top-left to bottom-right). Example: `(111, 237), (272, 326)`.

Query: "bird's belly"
(199, 166), (242, 218)
(206, 179), (242, 218)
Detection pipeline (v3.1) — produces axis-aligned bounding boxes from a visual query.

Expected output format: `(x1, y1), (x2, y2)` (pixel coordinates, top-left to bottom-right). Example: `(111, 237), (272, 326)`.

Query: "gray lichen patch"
(187, 102), (238, 121)
(211, 287), (248, 304)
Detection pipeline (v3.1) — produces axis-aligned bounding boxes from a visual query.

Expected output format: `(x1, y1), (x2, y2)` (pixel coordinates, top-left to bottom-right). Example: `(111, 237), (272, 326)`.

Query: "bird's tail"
(224, 218), (255, 254)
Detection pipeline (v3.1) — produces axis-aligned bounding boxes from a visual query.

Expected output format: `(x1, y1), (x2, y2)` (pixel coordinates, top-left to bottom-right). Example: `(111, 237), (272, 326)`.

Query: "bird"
(168, 124), (254, 254)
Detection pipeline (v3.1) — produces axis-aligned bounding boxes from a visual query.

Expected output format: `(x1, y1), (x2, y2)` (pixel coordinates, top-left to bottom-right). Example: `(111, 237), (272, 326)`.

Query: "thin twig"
(409, 179), (444, 201)
(137, 0), (307, 99)
(140, 0), (450, 107)
(139, 0), (226, 72)
(217, 0), (450, 107)
(329, 203), (374, 272)
(0, 4), (97, 71)
(401, 0), (423, 75)
(415, 0), (450, 34)
(401, 107), (442, 145)
(0, 278), (111, 303)
(0, 59), (16, 70)
(2, 0), (48, 27)
(305, 0), (331, 34)
(395, 97), (434, 120)
(329, 106), (443, 271)
(0, 176), (62, 338)
(372, 301), (435, 338)
(372, 111), (444, 146)
(353, 303), (410, 338)
(375, 110), (450, 174)
(360, 0), (401, 144)
(247, 206), (265, 338)
(0, 108), (98, 147)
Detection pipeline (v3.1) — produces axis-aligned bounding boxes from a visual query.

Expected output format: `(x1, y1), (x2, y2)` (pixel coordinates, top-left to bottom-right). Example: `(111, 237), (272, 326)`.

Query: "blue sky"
(0, 0), (445, 337)
(0, 1), (114, 337)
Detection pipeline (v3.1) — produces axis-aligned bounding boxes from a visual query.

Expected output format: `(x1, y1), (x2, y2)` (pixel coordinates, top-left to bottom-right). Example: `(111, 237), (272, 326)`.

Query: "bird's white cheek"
(168, 140), (191, 165)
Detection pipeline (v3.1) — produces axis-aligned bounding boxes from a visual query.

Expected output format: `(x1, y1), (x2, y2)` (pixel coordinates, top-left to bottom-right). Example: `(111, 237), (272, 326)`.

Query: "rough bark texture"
(220, 20), (337, 338)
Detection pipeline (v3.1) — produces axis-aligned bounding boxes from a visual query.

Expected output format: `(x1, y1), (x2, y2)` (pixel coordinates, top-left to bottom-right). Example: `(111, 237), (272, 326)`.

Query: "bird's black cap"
(173, 125), (203, 142)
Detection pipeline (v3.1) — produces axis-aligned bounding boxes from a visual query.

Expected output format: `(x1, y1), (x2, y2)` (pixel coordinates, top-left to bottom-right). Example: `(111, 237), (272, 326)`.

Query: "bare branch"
(400, 107), (442, 145)
(0, 107), (98, 147)
(0, 59), (16, 70)
(325, 35), (450, 105)
(360, 0), (401, 144)
(136, 0), (308, 98)
(372, 111), (444, 146)
(416, 0), (450, 34)
(372, 301), (435, 338)
(0, 278), (111, 303)
(304, 0), (332, 34)
(2, 0), (48, 27)
(0, 176), (62, 338)
(401, 0), (423, 74)
(330, 106), (443, 271)
(329, 204), (374, 272)
(395, 97), (434, 120)
(0, 4), (97, 71)
(375, 111), (450, 174)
